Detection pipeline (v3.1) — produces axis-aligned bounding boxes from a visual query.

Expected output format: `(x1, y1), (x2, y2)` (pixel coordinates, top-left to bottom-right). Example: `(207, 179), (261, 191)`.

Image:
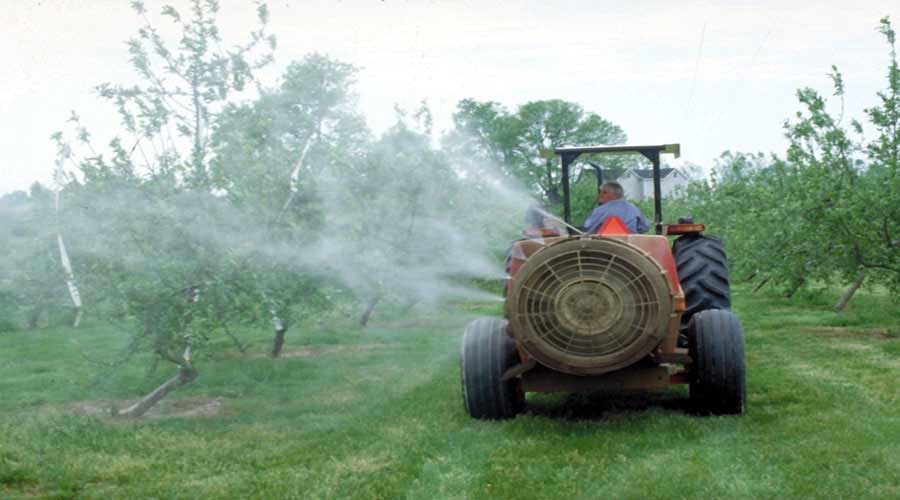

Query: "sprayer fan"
(507, 237), (672, 375)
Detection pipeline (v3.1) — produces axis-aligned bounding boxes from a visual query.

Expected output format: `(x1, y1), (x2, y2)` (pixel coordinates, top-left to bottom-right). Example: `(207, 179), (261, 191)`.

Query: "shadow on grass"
(523, 389), (693, 420)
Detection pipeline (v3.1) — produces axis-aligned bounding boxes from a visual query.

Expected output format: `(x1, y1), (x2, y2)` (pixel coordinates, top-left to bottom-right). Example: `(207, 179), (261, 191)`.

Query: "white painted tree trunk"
(57, 234), (83, 325)
(267, 133), (315, 357)
(277, 134), (315, 219)
(54, 162), (83, 327)
(270, 309), (287, 358)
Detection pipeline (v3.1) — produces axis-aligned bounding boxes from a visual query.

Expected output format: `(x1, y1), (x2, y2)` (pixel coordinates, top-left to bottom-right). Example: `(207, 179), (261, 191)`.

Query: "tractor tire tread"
(688, 309), (746, 415)
(460, 317), (523, 420)
(673, 234), (732, 341)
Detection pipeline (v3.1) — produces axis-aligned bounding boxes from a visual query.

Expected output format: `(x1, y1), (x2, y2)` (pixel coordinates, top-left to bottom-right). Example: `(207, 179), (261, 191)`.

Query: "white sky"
(3, 0), (900, 195)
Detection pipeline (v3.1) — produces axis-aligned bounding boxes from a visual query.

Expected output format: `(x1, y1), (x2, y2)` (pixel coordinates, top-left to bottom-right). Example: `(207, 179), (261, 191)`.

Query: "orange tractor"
(460, 144), (744, 419)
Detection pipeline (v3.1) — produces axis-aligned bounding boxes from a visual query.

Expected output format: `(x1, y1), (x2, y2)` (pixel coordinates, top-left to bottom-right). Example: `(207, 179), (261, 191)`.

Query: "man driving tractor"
(583, 181), (649, 234)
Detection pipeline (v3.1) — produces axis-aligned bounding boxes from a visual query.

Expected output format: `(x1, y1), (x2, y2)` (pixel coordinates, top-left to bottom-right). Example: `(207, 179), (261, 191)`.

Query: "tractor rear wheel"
(460, 317), (524, 420)
(673, 234), (731, 346)
(688, 309), (746, 415)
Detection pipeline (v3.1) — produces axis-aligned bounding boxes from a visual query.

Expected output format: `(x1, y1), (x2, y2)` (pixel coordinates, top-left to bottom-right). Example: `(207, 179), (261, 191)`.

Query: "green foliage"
(210, 53), (369, 332)
(42, 2), (279, 376)
(317, 110), (474, 307)
(0, 187), (71, 331)
(778, 20), (900, 293)
(569, 170), (605, 225)
(27, 0), (900, 441)
(446, 98), (629, 208)
(672, 18), (900, 300)
(10, 6), (900, 493)
(211, 53), (368, 220)
(60, 182), (260, 364)
(94, 0), (274, 188)
(35, 1), (529, 392)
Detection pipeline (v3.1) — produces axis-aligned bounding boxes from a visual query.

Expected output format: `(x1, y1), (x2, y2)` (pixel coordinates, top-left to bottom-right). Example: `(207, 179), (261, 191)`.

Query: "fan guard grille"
(507, 237), (672, 375)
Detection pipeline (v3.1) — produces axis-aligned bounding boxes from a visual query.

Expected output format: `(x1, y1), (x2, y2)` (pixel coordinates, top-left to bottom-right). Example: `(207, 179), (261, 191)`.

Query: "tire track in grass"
(401, 404), (520, 500)
(454, 323), (897, 499)
(750, 331), (900, 499)
(461, 408), (786, 500)
(573, 445), (785, 500)
(766, 328), (900, 407)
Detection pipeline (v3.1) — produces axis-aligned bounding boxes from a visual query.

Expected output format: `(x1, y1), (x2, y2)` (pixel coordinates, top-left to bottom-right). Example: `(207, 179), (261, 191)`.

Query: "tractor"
(460, 144), (744, 419)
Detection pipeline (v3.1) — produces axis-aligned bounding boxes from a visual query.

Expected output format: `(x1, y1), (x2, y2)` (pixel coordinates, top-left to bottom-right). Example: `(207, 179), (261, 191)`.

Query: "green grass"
(1, 287), (899, 499)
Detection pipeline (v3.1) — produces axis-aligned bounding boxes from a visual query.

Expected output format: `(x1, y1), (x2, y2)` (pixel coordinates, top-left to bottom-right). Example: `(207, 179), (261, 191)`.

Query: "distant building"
(615, 168), (689, 201)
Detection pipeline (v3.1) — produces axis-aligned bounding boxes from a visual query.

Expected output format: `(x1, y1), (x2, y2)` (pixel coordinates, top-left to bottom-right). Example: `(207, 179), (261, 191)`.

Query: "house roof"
(627, 168), (676, 179)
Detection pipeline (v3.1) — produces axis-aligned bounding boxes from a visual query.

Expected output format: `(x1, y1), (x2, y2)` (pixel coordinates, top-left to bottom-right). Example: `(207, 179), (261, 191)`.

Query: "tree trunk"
(751, 277), (770, 295)
(400, 299), (420, 315)
(360, 297), (380, 327)
(57, 226), (83, 327)
(271, 313), (287, 358)
(264, 135), (316, 358)
(52, 158), (83, 322)
(834, 270), (866, 312)
(263, 293), (288, 358)
(783, 278), (805, 298)
(276, 134), (315, 223)
(224, 325), (247, 354)
(26, 306), (42, 330)
(116, 364), (197, 418)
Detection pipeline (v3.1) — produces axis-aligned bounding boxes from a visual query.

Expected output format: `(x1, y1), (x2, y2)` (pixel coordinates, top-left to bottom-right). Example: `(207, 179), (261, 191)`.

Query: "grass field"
(2, 285), (899, 499)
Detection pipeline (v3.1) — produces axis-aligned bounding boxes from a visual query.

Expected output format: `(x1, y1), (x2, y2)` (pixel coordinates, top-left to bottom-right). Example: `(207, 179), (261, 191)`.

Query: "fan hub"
(555, 280), (623, 336)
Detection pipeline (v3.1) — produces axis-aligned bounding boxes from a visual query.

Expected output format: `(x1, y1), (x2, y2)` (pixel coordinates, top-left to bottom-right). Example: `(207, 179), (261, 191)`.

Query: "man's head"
(598, 182), (624, 204)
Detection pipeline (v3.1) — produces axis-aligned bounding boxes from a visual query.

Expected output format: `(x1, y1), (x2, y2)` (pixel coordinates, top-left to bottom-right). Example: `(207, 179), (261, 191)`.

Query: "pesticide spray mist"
(0, 54), (543, 417)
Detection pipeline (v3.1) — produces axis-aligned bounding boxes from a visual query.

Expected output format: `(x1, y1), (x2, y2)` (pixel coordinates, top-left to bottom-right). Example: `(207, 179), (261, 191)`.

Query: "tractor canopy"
(554, 144), (681, 235)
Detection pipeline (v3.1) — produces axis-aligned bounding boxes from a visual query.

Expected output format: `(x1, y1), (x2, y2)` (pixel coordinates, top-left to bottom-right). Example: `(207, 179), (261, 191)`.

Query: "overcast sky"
(3, 0), (900, 195)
